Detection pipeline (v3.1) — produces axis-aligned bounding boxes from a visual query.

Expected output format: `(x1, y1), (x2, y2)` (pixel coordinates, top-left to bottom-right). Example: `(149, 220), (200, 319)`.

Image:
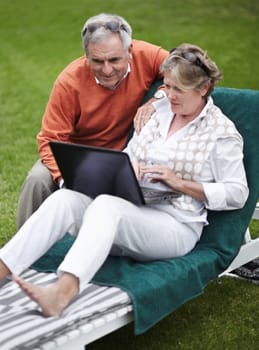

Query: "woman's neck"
(167, 99), (206, 138)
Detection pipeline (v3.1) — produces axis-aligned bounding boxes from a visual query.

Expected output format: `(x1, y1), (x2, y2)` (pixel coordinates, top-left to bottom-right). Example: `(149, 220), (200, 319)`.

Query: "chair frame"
(221, 203), (259, 276)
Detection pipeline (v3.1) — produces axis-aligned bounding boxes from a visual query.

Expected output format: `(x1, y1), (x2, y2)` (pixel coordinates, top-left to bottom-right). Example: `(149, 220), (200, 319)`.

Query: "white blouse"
(125, 97), (249, 224)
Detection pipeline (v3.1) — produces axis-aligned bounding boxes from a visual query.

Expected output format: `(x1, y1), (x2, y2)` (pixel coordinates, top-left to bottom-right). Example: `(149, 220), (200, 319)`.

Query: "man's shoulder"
(56, 56), (89, 84)
(132, 39), (162, 52)
(132, 40), (168, 64)
(61, 56), (87, 74)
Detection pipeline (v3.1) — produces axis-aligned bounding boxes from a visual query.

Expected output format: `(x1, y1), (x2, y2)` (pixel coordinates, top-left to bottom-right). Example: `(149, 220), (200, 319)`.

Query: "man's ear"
(128, 43), (133, 60)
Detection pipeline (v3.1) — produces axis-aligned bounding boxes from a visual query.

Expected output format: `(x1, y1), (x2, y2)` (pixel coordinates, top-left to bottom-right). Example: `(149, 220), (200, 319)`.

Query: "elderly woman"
(0, 44), (248, 317)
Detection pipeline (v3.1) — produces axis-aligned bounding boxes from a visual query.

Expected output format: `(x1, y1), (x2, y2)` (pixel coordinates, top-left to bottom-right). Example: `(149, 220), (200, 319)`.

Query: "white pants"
(0, 189), (202, 289)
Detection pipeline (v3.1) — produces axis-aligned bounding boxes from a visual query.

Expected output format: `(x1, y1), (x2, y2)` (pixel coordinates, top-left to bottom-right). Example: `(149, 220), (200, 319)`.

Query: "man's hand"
(133, 101), (155, 134)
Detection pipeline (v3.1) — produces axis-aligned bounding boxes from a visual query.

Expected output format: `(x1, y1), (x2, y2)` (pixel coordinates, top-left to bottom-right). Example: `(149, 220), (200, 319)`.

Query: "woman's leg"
(0, 189), (91, 279)
(59, 195), (202, 285)
(13, 272), (79, 317)
(12, 194), (202, 316)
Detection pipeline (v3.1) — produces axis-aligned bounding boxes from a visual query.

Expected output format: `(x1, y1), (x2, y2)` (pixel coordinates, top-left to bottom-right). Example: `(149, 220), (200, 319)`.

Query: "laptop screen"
(49, 141), (145, 205)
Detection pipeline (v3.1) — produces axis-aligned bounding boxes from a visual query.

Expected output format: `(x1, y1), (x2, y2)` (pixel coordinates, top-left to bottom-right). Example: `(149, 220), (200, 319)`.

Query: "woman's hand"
(132, 161), (144, 181)
(140, 164), (207, 202)
(140, 164), (180, 189)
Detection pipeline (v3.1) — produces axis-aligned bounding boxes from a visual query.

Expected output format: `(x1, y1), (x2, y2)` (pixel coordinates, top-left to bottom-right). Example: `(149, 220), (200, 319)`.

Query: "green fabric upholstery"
(32, 86), (259, 334)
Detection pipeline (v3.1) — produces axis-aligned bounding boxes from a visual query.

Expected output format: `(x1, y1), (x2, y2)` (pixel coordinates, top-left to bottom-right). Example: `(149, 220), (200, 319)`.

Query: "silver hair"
(81, 13), (132, 55)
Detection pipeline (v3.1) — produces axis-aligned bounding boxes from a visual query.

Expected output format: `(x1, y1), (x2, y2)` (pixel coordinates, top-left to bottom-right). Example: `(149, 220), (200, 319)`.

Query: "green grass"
(0, 0), (259, 349)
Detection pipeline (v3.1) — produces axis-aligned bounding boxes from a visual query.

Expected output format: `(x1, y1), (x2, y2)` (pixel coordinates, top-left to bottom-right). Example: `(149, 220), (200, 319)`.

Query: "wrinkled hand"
(140, 164), (207, 201)
(140, 164), (180, 190)
(133, 102), (155, 134)
(132, 161), (145, 181)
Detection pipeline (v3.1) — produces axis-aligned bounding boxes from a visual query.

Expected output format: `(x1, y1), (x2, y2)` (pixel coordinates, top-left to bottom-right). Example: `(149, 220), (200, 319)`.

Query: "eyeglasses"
(82, 21), (128, 36)
(170, 48), (210, 75)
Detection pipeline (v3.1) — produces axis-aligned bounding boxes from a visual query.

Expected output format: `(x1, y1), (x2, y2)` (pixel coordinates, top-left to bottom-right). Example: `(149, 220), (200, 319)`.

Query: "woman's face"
(163, 72), (208, 118)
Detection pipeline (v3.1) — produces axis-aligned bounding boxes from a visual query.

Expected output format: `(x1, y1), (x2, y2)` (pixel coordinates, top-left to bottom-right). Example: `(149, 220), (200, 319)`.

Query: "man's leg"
(16, 160), (58, 229)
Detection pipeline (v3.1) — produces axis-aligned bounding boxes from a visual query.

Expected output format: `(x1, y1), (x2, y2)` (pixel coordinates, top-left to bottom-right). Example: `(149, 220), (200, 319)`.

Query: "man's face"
(87, 34), (132, 89)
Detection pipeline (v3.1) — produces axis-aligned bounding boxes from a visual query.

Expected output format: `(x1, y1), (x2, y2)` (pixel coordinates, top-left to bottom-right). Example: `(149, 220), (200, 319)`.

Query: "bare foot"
(0, 259), (11, 280)
(12, 274), (78, 317)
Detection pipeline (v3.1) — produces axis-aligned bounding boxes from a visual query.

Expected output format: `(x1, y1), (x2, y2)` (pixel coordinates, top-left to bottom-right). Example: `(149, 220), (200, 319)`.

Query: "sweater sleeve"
(37, 75), (80, 182)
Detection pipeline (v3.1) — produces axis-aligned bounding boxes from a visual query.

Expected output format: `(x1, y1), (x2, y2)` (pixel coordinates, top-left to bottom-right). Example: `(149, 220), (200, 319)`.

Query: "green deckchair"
(35, 84), (259, 335)
(1, 85), (258, 350)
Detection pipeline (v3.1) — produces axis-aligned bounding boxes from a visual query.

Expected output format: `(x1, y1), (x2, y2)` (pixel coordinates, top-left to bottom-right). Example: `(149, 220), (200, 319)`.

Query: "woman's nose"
(167, 89), (176, 100)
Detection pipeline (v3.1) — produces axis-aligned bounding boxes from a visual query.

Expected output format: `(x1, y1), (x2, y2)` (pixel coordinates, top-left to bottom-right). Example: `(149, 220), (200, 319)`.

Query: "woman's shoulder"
(208, 97), (242, 139)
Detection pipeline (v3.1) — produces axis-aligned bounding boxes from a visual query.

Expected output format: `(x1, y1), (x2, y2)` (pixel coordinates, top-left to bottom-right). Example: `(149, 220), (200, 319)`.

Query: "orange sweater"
(37, 40), (168, 181)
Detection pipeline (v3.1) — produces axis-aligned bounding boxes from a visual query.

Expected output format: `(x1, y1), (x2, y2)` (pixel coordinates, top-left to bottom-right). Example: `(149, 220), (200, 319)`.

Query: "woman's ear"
(201, 81), (211, 97)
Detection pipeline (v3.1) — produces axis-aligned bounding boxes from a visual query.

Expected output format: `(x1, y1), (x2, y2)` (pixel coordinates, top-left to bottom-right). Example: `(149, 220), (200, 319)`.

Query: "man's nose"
(102, 61), (113, 75)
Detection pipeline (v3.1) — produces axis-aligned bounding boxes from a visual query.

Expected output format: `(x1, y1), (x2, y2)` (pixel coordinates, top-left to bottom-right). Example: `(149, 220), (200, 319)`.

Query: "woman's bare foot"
(12, 273), (79, 317)
(0, 260), (11, 280)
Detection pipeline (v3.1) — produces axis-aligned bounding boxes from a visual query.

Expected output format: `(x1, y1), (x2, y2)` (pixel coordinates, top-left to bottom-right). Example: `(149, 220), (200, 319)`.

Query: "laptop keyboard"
(141, 187), (180, 204)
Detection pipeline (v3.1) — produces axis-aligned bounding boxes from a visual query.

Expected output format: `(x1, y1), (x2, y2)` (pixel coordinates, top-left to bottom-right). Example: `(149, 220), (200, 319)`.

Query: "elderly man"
(17, 13), (168, 228)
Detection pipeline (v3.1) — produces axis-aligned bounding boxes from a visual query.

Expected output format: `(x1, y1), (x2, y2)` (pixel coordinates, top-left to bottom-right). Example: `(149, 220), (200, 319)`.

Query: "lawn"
(0, 0), (259, 349)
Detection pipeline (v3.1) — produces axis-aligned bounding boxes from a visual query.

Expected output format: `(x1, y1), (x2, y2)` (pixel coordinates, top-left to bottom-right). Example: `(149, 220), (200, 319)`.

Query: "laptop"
(49, 141), (180, 205)
(49, 141), (146, 205)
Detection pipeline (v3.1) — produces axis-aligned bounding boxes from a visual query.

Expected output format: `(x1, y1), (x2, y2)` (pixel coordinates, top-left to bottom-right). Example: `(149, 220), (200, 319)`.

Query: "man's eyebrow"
(90, 56), (122, 63)
(91, 58), (104, 63)
(108, 57), (121, 62)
